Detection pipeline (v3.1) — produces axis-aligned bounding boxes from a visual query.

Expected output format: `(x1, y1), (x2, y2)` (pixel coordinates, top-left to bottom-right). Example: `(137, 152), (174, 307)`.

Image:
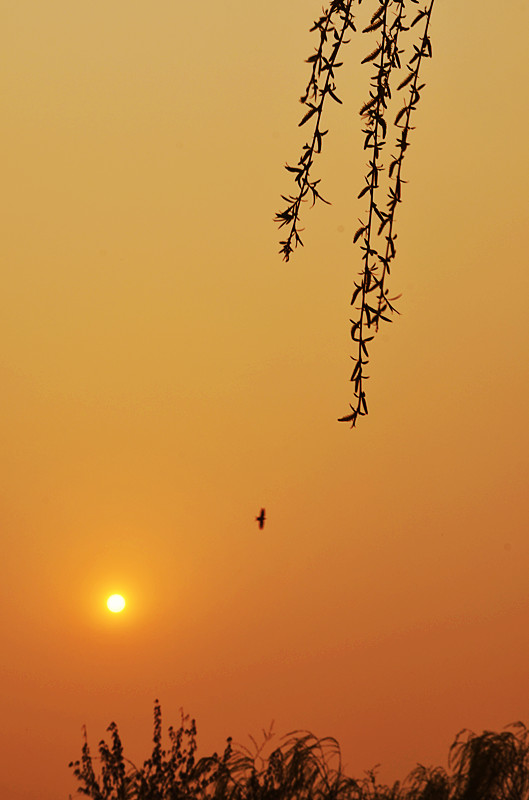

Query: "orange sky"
(1, 1), (529, 798)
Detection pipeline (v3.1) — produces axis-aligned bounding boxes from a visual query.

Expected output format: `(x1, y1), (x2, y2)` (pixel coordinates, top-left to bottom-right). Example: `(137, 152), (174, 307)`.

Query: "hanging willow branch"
(276, 0), (435, 427)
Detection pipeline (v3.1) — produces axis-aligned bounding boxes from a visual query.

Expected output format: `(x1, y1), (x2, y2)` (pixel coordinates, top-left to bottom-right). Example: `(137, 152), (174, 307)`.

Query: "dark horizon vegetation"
(69, 702), (529, 799)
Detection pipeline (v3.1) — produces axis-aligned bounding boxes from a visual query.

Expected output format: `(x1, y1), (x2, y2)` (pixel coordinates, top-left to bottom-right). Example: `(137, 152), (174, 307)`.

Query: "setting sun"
(106, 594), (126, 613)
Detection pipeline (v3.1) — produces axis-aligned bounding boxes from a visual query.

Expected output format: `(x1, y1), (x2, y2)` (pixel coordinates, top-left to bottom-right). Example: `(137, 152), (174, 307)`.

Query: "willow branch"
(275, 0), (356, 261)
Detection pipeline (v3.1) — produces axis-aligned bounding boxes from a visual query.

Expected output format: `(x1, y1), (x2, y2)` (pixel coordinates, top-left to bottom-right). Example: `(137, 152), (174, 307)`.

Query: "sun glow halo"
(107, 594), (126, 613)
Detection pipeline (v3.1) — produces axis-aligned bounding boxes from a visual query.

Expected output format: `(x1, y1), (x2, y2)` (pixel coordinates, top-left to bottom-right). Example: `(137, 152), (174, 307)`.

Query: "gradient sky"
(1, 1), (529, 798)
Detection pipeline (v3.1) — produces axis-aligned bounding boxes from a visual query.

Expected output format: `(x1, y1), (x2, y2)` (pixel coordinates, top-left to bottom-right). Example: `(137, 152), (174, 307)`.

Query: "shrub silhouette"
(448, 724), (529, 800)
(69, 705), (529, 800)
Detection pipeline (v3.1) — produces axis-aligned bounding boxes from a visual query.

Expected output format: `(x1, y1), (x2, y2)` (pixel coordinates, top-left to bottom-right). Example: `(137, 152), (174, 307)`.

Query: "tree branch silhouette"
(276, 0), (435, 427)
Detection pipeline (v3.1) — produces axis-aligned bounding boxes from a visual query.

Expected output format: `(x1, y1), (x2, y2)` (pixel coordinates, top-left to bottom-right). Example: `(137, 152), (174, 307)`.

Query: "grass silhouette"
(69, 702), (529, 799)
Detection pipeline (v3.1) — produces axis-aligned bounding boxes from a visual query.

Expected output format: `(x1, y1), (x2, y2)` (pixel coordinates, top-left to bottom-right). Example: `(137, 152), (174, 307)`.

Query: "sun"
(107, 594), (126, 613)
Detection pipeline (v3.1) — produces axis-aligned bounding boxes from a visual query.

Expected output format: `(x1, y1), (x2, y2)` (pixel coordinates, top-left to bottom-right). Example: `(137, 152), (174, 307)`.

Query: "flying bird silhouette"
(256, 508), (266, 529)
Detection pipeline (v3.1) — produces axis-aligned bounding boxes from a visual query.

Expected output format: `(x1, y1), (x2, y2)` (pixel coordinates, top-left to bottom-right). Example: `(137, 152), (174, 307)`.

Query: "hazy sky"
(1, 2), (529, 798)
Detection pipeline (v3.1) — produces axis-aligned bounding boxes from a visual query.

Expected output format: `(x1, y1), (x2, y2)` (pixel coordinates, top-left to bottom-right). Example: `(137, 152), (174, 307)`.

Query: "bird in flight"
(255, 508), (266, 529)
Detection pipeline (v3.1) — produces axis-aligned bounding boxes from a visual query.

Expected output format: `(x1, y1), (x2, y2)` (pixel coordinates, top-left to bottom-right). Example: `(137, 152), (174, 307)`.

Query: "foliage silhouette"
(275, 0), (435, 427)
(70, 705), (529, 800)
(448, 724), (529, 800)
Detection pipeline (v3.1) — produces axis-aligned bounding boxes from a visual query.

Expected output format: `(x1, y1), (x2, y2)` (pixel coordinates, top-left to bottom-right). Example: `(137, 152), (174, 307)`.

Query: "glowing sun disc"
(107, 594), (126, 613)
